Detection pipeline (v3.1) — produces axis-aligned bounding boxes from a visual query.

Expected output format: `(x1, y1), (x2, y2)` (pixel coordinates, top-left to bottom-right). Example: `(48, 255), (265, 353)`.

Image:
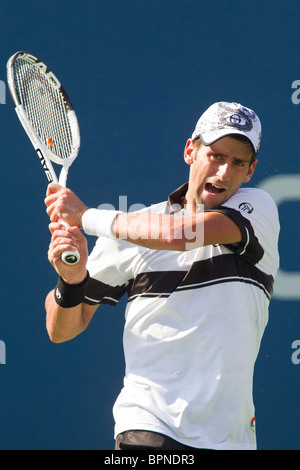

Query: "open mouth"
(205, 183), (226, 194)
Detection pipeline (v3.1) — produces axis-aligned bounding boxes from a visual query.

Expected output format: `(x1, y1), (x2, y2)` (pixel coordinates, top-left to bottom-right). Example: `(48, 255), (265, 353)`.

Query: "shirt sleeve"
(209, 188), (280, 276)
(84, 236), (136, 306)
(83, 201), (168, 306)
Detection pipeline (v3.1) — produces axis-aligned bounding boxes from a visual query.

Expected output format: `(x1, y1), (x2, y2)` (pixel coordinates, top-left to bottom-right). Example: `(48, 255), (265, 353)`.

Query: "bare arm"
(113, 211), (242, 251)
(44, 183), (242, 254)
(45, 221), (98, 343)
(45, 290), (98, 343)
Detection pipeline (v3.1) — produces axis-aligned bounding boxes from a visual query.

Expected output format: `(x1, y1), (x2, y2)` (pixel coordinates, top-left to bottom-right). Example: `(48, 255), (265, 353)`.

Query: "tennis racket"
(7, 51), (81, 265)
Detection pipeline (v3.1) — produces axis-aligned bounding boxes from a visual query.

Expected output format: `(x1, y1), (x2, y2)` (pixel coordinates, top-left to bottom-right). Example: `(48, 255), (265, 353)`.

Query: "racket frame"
(7, 51), (81, 265)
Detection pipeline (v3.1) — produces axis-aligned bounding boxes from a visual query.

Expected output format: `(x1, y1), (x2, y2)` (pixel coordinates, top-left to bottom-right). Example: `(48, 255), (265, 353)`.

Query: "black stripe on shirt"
(128, 270), (187, 301)
(84, 277), (128, 306)
(127, 254), (274, 302)
(208, 206), (264, 265)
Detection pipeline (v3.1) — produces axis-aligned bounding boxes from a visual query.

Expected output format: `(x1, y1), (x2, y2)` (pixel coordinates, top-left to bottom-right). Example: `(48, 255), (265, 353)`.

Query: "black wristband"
(54, 271), (90, 308)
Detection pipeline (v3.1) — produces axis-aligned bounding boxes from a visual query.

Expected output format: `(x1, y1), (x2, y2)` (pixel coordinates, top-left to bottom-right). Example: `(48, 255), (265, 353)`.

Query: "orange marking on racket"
(47, 137), (54, 147)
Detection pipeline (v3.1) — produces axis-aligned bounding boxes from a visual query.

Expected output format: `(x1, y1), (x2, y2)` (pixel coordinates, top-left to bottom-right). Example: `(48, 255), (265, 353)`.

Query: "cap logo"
(220, 103), (254, 132)
(229, 114), (242, 124)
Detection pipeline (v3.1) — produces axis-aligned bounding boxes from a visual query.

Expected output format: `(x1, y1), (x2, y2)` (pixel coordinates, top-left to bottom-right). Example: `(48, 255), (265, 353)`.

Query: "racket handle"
(61, 249), (80, 265)
(58, 218), (80, 265)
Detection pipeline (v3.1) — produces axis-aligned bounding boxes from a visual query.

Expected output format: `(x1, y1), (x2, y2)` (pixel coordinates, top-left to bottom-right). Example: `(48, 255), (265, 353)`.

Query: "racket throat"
(58, 165), (70, 187)
(36, 149), (57, 183)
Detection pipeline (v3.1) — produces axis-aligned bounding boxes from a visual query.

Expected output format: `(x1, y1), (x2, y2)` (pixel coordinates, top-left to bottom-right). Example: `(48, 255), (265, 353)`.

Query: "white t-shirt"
(84, 184), (280, 450)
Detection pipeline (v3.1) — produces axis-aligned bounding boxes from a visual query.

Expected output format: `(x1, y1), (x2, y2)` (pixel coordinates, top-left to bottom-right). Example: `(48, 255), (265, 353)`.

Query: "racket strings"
(13, 58), (75, 161)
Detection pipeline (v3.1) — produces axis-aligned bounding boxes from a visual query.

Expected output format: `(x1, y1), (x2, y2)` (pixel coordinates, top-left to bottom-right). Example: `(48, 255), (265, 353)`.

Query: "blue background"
(0, 0), (299, 450)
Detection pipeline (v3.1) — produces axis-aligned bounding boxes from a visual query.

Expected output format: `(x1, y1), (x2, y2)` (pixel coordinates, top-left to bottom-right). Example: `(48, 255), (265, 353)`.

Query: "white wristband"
(82, 209), (122, 239)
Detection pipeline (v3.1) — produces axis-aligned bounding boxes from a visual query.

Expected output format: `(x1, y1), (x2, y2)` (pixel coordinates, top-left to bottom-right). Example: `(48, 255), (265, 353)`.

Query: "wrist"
(78, 207), (89, 229)
(54, 271), (90, 308)
(82, 208), (122, 239)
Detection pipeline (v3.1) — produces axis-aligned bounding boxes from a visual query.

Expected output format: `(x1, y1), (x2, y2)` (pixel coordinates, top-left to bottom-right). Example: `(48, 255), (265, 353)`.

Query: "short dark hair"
(192, 134), (257, 166)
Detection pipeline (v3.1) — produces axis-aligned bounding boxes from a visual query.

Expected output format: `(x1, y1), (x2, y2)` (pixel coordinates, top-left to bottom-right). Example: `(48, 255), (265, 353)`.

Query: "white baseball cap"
(192, 102), (262, 155)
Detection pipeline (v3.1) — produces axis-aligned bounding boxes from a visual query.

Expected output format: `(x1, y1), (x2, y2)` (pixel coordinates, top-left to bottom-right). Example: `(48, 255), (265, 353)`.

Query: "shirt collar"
(168, 182), (189, 215)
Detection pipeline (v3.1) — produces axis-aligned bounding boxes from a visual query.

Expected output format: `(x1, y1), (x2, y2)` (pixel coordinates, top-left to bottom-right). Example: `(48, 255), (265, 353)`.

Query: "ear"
(243, 159), (258, 183)
(184, 139), (194, 165)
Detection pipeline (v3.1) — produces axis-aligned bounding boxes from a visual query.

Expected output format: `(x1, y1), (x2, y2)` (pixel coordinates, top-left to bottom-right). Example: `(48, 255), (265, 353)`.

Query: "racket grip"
(61, 249), (80, 265)
(58, 218), (80, 265)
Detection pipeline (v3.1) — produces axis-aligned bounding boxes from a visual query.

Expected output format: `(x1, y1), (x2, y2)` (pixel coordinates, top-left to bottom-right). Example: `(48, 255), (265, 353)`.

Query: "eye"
(212, 154), (222, 160)
(234, 159), (245, 167)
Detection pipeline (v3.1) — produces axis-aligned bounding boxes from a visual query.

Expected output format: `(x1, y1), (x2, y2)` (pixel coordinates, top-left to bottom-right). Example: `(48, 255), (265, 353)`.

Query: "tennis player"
(45, 102), (280, 450)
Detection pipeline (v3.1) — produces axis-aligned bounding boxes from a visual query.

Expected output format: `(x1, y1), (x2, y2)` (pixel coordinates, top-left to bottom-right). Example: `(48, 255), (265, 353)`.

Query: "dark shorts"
(115, 430), (209, 451)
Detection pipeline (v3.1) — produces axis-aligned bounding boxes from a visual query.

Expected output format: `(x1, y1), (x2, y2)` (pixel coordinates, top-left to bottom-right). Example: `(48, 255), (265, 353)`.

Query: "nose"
(216, 162), (230, 181)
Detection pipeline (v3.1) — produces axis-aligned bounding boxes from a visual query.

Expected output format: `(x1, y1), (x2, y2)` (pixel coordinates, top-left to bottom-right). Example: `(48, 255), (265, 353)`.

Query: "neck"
(182, 189), (203, 214)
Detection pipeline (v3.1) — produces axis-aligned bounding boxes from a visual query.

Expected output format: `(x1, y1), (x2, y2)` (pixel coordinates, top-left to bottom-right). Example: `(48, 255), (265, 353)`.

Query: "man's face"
(184, 136), (257, 210)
